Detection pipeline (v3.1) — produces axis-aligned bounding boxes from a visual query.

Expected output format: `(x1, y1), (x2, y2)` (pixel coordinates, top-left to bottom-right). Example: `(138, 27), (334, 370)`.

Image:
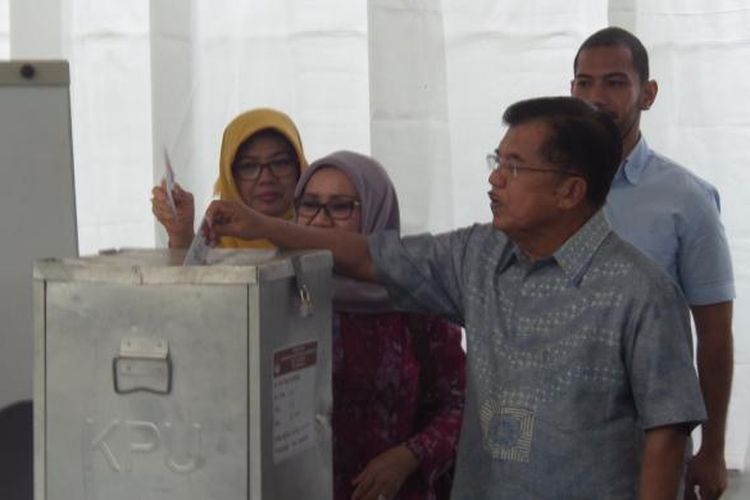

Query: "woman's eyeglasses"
(295, 197), (361, 221)
(233, 157), (298, 181)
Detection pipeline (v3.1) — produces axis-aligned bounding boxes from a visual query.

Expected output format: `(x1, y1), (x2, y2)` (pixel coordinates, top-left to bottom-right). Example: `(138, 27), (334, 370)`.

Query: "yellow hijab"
(213, 108), (307, 249)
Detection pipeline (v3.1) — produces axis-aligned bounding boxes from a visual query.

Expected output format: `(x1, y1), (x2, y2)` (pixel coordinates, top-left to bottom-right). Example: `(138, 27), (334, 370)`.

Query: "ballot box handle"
(112, 337), (172, 395)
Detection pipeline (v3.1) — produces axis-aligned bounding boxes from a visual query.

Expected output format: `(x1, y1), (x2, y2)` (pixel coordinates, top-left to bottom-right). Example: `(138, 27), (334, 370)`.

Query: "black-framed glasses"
(233, 157), (298, 181)
(486, 152), (581, 178)
(295, 197), (361, 221)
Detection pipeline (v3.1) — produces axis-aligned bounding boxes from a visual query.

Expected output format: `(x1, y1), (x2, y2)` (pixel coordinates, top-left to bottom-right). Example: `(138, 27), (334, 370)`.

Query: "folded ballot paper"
(183, 218), (212, 266)
(163, 147), (178, 218)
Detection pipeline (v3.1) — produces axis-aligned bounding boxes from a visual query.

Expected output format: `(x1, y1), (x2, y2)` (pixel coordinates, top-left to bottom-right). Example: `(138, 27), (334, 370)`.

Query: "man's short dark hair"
(574, 26), (650, 83)
(503, 96), (622, 208)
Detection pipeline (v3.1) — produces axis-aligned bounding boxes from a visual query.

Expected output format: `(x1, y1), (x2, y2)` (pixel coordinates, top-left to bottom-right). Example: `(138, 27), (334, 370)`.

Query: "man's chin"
(491, 217), (507, 231)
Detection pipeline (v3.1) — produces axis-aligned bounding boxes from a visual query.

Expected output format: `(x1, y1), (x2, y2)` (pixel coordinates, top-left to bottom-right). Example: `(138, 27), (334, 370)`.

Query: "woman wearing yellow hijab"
(152, 108), (307, 248)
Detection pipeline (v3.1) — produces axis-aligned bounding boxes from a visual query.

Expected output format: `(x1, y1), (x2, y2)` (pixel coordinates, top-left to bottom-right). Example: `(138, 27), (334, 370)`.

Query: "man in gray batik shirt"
(204, 96), (706, 500)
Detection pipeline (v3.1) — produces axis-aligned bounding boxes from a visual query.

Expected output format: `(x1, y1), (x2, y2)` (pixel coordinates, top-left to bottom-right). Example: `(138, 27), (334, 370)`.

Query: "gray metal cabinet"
(33, 249), (333, 500)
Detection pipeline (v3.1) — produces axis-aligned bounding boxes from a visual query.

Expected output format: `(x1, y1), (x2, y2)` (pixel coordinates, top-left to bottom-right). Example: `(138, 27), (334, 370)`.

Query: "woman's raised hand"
(151, 180), (195, 248)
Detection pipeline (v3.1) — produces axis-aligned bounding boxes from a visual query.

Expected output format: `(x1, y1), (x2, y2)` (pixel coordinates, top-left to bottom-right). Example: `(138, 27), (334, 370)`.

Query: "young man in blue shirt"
(572, 27), (735, 500)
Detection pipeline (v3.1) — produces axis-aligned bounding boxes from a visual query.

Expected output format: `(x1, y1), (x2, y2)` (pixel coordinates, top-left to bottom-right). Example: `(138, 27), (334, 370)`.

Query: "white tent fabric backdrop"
(4, 0), (750, 469)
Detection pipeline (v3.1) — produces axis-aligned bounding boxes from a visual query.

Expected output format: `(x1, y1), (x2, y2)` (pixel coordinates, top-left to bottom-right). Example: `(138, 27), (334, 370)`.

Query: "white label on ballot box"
(272, 340), (318, 464)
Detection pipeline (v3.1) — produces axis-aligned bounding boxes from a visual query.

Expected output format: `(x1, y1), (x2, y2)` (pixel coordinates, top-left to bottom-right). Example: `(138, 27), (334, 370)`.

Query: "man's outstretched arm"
(205, 199), (376, 282)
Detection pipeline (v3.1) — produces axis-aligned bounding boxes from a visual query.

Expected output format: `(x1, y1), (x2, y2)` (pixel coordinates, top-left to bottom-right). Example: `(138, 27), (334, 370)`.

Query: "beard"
(617, 110), (641, 140)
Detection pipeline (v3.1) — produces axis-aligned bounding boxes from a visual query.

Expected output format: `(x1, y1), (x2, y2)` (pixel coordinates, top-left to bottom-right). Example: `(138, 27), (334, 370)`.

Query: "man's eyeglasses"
(233, 157), (298, 181)
(486, 152), (580, 178)
(295, 197), (361, 221)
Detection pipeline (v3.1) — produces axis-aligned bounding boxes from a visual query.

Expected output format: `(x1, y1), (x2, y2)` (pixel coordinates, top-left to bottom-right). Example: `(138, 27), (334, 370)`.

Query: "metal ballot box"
(33, 249), (333, 500)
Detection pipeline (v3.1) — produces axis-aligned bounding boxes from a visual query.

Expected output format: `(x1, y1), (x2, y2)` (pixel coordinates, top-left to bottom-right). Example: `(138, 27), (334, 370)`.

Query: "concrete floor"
(724, 470), (750, 499)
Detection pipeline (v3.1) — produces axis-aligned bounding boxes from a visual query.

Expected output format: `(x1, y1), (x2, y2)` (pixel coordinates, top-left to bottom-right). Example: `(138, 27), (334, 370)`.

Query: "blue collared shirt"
(370, 211), (705, 499)
(605, 137), (735, 305)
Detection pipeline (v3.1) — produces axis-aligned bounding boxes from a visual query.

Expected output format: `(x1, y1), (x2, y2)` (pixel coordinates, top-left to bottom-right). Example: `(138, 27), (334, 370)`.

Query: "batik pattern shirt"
(369, 211), (706, 499)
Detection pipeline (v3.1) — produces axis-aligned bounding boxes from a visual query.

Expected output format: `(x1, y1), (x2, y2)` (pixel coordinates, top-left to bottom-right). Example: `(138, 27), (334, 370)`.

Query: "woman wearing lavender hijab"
(294, 151), (465, 500)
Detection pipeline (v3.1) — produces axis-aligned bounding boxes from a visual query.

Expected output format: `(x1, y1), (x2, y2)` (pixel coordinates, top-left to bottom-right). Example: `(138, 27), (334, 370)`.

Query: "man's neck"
(512, 207), (598, 262)
(621, 128), (641, 161)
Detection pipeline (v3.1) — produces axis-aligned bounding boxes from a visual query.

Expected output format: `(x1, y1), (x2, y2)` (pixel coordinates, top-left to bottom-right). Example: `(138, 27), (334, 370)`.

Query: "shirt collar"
(615, 136), (650, 185)
(497, 232), (520, 273)
(553, 210), (612, 285)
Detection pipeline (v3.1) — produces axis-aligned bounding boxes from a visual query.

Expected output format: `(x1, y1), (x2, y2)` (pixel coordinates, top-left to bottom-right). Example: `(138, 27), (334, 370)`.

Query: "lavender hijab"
(295, 151), (400, 313)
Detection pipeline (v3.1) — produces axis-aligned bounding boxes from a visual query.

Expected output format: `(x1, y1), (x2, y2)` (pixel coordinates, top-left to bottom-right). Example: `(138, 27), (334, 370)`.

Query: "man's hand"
(684, 447), (727, 500)
(351, 444), (419, 500)
(204, 199), (263, 243)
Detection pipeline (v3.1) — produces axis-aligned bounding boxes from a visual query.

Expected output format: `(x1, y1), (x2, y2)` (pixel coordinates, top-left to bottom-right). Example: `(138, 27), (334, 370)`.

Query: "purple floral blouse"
(332, 311), (466, 500)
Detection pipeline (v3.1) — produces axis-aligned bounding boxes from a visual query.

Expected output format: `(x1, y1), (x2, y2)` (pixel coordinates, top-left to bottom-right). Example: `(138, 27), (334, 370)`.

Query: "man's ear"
(556, 176), (588, 209)
(640, 80), (658, 110)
